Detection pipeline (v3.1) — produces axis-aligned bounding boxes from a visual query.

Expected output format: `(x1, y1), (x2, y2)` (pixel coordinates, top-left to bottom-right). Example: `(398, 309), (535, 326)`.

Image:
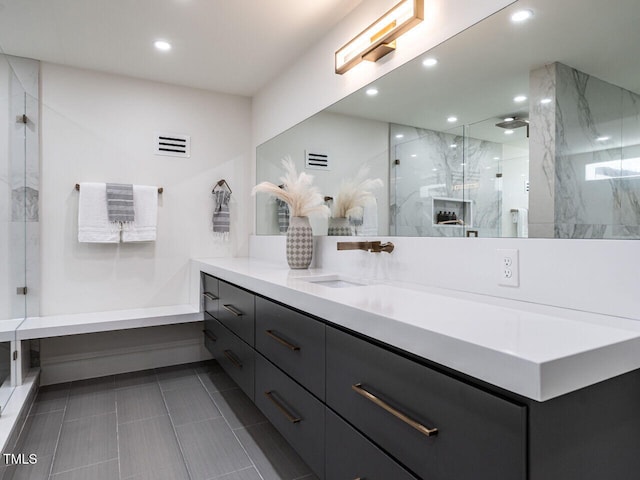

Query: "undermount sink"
(300, 275), (368, 288)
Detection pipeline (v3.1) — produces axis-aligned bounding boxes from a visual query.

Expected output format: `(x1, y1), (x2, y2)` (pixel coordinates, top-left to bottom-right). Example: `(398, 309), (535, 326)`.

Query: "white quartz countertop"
(193, 257), (640, 402)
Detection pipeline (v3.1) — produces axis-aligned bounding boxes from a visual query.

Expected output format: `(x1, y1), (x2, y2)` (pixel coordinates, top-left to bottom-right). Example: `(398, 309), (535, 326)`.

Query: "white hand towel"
(122, 185), (158, 242)
(515, 208), (528, 238)
(78, 182), (120, 243)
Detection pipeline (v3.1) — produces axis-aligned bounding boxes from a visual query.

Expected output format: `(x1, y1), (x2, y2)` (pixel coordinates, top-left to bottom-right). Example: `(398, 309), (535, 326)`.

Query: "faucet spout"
(337, 241), (394, 254)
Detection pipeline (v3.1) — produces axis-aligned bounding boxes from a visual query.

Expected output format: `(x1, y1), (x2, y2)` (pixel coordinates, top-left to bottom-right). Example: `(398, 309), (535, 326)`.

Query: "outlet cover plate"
(497, 249), (519, 287)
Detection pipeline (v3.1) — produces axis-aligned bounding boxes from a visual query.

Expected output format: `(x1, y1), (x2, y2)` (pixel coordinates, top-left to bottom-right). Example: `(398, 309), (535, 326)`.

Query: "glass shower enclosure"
(0, 52), (39, 411)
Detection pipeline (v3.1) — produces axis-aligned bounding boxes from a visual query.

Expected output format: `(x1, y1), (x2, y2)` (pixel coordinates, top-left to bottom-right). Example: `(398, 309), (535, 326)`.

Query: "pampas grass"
(333, 166), (383, 218)
(252, 156), (330, 218)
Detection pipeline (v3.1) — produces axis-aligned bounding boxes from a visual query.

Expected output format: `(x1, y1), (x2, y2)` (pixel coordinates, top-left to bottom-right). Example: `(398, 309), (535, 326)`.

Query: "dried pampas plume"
(252, 156), (330, 218)
(333, 166), (383, 218)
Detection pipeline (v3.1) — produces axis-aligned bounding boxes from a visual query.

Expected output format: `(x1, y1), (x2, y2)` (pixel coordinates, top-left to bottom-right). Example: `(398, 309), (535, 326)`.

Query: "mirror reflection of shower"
(390, 119), (529, 238)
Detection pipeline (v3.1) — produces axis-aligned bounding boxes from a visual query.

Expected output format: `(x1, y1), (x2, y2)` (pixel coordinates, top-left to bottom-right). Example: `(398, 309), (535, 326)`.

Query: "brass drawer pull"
(265, 330), (301, 351)
(202, 291), (218, 301)
(264, 390), (301, 423)
(223, 350), (243, 369)
(352, 383), (438, 437)
(203, 330), (217, 342)
(222, 304), (244, 316)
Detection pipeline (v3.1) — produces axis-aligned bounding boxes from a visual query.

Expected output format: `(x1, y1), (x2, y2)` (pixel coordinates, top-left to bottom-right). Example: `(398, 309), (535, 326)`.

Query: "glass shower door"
(390, 123), (466, 237)
(0, 53), (30, 411)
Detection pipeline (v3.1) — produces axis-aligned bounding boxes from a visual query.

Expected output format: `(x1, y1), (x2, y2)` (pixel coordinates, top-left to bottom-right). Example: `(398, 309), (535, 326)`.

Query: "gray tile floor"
(4, 361), (318, 480)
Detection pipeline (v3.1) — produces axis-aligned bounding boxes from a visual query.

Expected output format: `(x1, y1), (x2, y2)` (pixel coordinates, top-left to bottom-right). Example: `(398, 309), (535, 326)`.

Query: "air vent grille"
(305, 150), (330, 170)
(154, 133), (191, 158)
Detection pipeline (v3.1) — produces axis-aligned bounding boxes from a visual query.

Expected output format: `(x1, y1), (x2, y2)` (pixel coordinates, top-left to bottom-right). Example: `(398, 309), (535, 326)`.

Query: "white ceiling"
(0, 0), (363, 96)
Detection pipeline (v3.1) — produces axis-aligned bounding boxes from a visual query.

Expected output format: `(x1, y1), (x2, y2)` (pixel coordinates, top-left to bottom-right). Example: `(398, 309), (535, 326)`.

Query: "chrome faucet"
(337, 241), (394, 253)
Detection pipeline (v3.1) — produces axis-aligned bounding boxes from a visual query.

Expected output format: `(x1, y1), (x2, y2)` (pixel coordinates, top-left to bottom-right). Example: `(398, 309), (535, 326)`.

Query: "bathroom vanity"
(195, 258), (640, 480)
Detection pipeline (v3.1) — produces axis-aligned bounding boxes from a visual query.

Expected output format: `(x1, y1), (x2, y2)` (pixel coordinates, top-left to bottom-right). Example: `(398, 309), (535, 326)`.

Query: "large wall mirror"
(256, 0), (640, 239)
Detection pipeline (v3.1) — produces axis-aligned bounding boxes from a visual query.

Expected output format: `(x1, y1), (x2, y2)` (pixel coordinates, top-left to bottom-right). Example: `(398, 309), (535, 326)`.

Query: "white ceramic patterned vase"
(286, 216), (313, 269)
(327, 217), (353, 236)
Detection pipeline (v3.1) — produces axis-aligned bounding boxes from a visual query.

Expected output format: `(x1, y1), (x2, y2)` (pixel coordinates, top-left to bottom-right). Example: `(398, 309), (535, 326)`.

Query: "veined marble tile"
(390, 124), (501, 237)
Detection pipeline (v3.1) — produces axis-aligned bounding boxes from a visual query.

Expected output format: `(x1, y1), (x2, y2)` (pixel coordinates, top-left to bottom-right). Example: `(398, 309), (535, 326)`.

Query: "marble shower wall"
(0, 55), (39, 321)
(390, 124), (501, 237)
(529, 62), (640, 239)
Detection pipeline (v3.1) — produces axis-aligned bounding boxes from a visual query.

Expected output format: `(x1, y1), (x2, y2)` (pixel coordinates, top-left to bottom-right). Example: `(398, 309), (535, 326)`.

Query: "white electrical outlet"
(497, 249), (519, 287)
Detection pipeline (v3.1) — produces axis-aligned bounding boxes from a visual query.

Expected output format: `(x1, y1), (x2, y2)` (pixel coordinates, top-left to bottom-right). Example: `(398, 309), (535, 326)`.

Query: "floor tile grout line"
(197, 372), (267, 480)
(48, 457), (118, 477)
(158, 368), (197, 480)
(115, 383), (122, 480)
(45, 388), (69, 479)
(210, 465), (258, 480)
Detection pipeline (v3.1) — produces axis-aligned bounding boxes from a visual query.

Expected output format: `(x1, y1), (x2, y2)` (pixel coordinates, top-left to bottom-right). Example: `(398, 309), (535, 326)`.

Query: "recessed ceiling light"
(366, 88), (379, 96)
(505, 130), (514, 135)
(447, 116), (458, 123)
(422, 58), (438, 67)
(410, 154), (417, 157)
(395, 134), (404, 139)
(511, 9), (534, 23)
(154, 40), (172, 51)
(596, 136), (611, 142)
(493, 157), (500, 160)
(432, 168), (438, 172)
(513, 95), (527, 103)
(540, 98), (552, 104)
(450, 144), (457, 148)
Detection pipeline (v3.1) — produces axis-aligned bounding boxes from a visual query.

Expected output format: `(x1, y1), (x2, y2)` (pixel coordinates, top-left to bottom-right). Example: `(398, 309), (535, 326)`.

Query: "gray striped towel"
(213, 190), (231, 235)
(106, 183), (134, 224)
(276, 199), (290, 233)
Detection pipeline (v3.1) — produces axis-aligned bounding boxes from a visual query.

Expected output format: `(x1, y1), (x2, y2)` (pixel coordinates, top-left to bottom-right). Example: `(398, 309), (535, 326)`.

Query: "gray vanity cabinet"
(202, 273), (219, 318)
(217, 280), (255, 346)
(255, 354), (326, 478)
(326, 327), (527, 480)
(204, 314), (255, 400)
(202, 272), (529, 480)
(255, 297), (325, 399)
(325, 409), (417, 480)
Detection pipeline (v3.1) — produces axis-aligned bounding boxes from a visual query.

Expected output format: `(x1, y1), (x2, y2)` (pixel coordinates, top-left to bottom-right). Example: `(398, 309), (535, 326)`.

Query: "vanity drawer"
(204, 315), (255, 400)
(201, 273), (219, 318)
(326, 409), (417, 480)
(218, 280), (255, 346)
(326, 327), (526, 480)
(255, 297), (325, 399)
(255, 354), (325, 479)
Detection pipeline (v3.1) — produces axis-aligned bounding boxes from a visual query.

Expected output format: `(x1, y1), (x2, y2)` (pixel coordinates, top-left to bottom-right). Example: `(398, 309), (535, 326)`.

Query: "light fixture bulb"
(513, 95), (527, 103)
(154, 40), (172, 51)
(511, 9), (533, 22)
(422, 58), (438, 67)
(504, 117), (515, 122)
(366, 88), (379, 96)
(447, 116), (458, 123)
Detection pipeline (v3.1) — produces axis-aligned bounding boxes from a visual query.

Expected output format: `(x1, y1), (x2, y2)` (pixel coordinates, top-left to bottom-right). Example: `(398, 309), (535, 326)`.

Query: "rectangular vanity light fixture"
(335, 0), (424, 75)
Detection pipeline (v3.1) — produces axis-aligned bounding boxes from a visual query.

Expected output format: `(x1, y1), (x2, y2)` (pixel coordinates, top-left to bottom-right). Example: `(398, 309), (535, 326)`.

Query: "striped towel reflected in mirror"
(106, 183), (134, 225)
(276, 198), (290, 233)
(213, 190), (231, 239)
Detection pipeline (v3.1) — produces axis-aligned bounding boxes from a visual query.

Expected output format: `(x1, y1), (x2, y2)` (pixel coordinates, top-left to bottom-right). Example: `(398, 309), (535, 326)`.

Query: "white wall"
(40, 63), (251, 315)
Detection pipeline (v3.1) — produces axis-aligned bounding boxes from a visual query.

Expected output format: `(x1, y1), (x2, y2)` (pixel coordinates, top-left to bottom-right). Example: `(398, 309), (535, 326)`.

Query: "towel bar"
(75, 184), (163, 194)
